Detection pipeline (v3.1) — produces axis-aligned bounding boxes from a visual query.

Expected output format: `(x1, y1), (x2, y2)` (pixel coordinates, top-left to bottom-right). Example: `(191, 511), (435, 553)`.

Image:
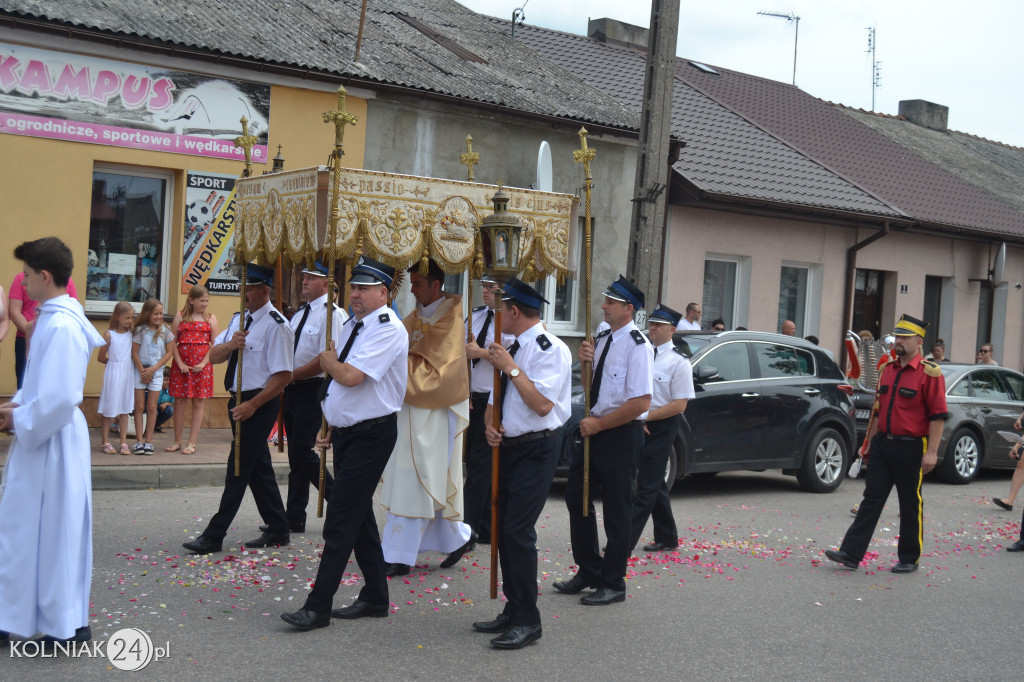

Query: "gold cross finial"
(233, 116), (259, 177)
(573, 126), (596, 180)
(323, 85), (360, 157)
(460, 134), (480, 182)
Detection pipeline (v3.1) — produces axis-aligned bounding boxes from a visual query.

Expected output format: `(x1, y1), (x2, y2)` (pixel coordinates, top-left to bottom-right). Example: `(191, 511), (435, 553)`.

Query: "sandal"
(101, 442), (116, 454)
(165, 443), (181, 452)
(119, 443), (131, 456)
(182, 443), (196, 455)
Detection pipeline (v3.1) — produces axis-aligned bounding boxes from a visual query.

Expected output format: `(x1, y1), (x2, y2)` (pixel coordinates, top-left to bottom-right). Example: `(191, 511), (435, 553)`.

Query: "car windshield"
(672, 334), (714, 359)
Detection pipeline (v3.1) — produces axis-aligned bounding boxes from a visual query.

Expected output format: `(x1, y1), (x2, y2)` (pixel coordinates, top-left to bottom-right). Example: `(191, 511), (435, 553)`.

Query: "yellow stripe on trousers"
(916, 437), (926, 557)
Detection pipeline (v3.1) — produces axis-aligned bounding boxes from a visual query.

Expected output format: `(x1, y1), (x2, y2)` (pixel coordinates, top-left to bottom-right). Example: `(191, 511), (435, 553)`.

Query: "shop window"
(87, 165), (173, 313)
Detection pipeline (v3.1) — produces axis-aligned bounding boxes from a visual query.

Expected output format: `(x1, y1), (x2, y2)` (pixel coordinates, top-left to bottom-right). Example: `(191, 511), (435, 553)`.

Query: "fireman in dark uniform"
(826, 314), (947, 573)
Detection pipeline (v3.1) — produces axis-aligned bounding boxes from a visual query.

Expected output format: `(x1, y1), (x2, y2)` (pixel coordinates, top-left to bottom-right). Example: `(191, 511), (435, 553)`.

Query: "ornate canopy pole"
(316, 85), (359, 517)
(460, 135), (480, 182)
(230, 116), (259, 475)
(573, 127), (596, 517)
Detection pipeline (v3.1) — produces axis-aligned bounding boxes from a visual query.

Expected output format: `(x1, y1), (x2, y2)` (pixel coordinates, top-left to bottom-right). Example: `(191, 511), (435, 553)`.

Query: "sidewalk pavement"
(0, 427), (332, 491)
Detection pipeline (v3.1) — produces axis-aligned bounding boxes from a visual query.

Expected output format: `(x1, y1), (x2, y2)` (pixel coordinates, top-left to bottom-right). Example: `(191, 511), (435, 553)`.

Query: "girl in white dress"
(97, 301), (135, 455)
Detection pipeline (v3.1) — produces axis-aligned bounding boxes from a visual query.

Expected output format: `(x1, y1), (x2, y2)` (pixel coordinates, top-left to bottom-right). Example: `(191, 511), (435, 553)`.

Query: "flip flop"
(165, 443), (181, 452)
(101, 442), (116, 454)
(182, 443), (196, 455)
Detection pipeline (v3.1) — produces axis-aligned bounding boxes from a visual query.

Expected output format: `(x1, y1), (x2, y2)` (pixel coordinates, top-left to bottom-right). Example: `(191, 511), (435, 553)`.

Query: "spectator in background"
(154, 369), (174, 433)
(0, 284), (8, 361)
(9, 272), (78, 389)
(805, 335), (819, 345)
(929, 339), (949, 363)
(781, 320), (797, 336)
(858, 330), (874, 342)
(977, 343), (999, 365)
(675, 303), (701, 331)
(710, 319), (726, 332)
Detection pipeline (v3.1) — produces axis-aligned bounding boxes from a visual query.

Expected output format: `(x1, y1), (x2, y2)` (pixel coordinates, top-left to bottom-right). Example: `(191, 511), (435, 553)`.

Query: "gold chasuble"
(404, 294), (470, 409)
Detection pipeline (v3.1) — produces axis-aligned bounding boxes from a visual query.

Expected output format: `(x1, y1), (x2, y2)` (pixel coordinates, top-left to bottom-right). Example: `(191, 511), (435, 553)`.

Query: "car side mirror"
(695, 365), (719, 383)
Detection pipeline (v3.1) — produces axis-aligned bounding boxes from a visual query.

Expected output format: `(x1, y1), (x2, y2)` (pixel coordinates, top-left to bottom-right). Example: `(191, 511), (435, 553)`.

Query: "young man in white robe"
(0, 237), (104, 648)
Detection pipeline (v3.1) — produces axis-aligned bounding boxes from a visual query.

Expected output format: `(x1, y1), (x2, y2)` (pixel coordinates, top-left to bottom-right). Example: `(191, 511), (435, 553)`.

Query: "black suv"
(557, 330), (857, 493)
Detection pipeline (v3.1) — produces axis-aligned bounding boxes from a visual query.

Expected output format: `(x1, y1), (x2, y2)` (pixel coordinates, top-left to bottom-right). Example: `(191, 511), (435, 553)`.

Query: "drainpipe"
(841, 222), (890, 371)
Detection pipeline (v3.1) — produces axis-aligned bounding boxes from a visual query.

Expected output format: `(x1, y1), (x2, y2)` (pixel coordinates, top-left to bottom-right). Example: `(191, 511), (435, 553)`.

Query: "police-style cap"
(246, 263), (274, 286)
(501, 277), (549, 309)
(603, 275), (645, 310)
(479, 273), (497, 284)
(893, 314), (928, 338)
(302, 260), (329, 277)
(349, 256), (395, 289)
(649, 303), (682, 326)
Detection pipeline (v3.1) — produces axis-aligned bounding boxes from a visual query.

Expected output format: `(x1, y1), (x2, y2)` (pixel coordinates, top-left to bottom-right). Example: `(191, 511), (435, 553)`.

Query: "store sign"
(182, 171), (240, 295)
(0, 43), (271, 161)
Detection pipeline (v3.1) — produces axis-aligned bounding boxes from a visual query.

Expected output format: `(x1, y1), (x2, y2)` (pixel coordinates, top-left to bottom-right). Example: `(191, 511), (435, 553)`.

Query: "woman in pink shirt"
(9, 271), (78, 388)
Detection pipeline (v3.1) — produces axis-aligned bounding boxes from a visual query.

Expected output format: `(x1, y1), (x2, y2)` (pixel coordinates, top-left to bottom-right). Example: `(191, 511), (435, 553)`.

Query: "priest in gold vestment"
(381, 261), (474, 576)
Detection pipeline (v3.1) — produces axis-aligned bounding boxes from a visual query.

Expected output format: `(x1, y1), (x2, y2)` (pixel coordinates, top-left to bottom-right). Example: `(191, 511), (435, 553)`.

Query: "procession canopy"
(234, 167), (579, 279)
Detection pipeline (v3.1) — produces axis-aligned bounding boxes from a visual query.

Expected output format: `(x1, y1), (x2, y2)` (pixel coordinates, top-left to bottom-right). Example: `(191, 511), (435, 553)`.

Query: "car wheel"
(939, 427), (981, 484)
(797, 427), (848, 493)
(664, 447), (678, 492)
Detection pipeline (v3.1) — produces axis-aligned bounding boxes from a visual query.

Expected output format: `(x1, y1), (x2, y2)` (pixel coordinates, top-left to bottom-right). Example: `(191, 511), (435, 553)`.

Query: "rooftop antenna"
(865, 26), (882, 111)
(758, 10), (800, 85)
(511, 0), (529, 38)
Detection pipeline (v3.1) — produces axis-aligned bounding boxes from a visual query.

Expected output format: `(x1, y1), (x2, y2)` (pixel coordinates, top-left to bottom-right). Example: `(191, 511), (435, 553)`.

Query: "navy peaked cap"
(501, 277), (548, 309)
(349, 256), (395, 289)
(603, 275), (644, 310)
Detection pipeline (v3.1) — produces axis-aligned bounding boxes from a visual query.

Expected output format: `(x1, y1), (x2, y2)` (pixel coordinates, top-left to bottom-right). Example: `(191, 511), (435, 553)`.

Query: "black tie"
(589, 335), (613, 408)
(292, 303), (311, 351)
(224, 314), (253, 391)
(654, 346), (659, 360)
(318, 320), (364, 402)
(499, 340), (521, 411)
(472, 309), (494, 367)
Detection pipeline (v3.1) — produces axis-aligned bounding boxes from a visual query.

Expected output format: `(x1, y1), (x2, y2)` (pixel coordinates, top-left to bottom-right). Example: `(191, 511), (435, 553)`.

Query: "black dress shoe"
(580, 588), (625, 606)
(245, 532), (290, 548)
(490, 623), (542, 649)
(183, 535), (222, 554)
(260, 523), (306, 533)
(1007, 539), (1024, 552)
(643, 541), (678, 552)
(385, 562), (411, 577)
(824, 548), (859, 569)
(331, 600), (388, 619)
(993, 498), (1013, 511)
(38, 626), (92, 652)
(440, 532), (478, 569)
(472, 613), (512, 633)
(890, 562), (919, 573)
(551, 574), (598, 594)
(281, 608), (330, 630)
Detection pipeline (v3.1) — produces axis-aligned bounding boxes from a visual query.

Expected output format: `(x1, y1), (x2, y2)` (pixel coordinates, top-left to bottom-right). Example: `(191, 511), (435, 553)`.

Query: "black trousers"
(463, 393), (493, 541)
(564, 420), (644, 591)
(203, 393), (289, 541)
(630, 416), (679, 550)
(496, 434), (560, 626)
(282, 381), (335, 528)
(840, 434), (925, 565)
(304, 414), (397, 613)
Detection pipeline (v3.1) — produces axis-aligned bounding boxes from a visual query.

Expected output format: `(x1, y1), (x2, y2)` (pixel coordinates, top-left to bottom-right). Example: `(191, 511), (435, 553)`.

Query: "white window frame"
(778, 261), (822, 337)
(86, 163), (174, 315)
(541, 223), (582, 336)
(704, 253), (751, 330)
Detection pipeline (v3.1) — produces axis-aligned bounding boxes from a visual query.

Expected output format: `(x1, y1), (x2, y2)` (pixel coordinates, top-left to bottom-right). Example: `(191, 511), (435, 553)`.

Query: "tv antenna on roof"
(511, 0), (529, 38)
(758, 10), (800, 85)
(865, 26), (882, 111)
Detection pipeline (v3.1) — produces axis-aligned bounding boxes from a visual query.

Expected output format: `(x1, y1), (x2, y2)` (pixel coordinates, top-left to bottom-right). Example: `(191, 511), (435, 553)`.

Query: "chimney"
(588, 18), (650, 50)
(898, 99), (949, 132)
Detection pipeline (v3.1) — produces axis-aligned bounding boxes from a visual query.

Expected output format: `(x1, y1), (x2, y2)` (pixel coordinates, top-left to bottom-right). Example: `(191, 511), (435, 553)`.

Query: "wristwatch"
(509, 368), (521, 378)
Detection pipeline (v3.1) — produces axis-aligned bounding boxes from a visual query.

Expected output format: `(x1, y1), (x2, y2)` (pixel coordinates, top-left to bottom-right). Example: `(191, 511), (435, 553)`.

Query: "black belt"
(502, 429), (556, 447)
(878, 432), (922, 441)
(337, 413), (396, 435)
(290, 377), (323, 387)
(471, 391), (490, 401)
(232, 389), (261, 400)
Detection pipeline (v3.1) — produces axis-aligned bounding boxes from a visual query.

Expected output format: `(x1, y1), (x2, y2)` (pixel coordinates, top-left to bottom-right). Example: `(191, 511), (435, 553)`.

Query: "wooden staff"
(275, 254), (285, 453)
(489, 301), (503, 599)
(573, 128), (596, 516)
(317, 85), (359, 518)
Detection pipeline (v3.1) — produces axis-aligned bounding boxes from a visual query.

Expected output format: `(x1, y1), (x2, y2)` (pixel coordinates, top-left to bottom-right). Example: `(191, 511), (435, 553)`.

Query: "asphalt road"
(5, 469), (1022, 679)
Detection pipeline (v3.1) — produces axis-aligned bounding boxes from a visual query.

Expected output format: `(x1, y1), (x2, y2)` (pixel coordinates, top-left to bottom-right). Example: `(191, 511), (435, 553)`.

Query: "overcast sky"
(459, 0), (1024, 148)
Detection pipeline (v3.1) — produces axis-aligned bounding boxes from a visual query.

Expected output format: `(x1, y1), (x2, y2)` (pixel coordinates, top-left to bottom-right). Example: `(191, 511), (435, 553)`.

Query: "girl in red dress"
(167, 285), (219, 454)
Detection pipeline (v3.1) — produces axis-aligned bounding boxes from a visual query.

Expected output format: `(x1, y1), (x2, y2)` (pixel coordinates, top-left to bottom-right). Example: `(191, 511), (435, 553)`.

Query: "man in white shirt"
(676, 302), (702, 331)
(631, 304), (694, 553)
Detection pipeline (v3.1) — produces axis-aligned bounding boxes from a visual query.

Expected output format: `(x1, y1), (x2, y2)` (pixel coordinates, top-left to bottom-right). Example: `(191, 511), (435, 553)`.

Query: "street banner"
(182, 171), (239, 295)
(0, 42), (271, 162)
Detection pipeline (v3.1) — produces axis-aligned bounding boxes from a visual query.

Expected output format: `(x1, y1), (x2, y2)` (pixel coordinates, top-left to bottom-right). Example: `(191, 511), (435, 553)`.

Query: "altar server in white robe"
(0, 237), (104, 647)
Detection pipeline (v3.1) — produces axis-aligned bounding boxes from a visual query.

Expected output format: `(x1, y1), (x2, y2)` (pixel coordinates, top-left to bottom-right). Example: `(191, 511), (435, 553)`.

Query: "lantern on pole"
(478, 187), (524, 599)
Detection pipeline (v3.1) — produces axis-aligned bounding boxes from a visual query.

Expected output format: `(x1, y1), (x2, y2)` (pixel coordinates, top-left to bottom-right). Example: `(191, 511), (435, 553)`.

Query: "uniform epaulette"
(473, 305), (486, 312)
(922, 360), (942, 378)
(595, 329), (611, 339)
(536, 334), (551, 350)
(379, 313), (390, 323)
(270, 310), (286, 324)
(630, 330), (646, 345)
(673, 346), (685, 356)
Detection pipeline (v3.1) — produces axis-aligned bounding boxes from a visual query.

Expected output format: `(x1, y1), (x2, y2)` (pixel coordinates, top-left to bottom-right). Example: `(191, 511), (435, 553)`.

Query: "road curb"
(89, 462), (292, 491)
